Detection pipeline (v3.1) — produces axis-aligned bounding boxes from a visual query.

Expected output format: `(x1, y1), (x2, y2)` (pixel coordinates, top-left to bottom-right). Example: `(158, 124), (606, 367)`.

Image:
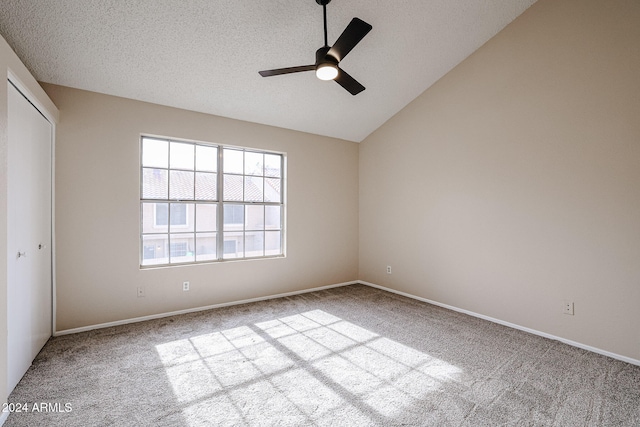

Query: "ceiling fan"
(258, 0), (372, 96)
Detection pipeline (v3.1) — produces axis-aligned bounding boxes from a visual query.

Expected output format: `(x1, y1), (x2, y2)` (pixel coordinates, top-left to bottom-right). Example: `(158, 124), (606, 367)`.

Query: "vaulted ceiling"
(0, 0), (537, 142)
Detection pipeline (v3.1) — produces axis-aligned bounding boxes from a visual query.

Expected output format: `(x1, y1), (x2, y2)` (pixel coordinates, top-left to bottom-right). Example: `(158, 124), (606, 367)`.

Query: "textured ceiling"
(0, 0), (537, 142)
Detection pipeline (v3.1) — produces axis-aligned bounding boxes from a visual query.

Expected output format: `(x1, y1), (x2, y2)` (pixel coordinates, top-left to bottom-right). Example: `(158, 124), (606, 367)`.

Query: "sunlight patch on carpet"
(155, 309), (462, 425)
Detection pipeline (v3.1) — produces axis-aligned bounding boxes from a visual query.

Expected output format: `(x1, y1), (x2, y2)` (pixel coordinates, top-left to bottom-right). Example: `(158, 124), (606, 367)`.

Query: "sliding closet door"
(7, 81), (53, 394)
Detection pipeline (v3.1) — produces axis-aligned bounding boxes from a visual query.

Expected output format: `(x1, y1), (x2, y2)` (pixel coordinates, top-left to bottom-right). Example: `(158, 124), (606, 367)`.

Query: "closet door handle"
(17, 252), (26, 258)
(38, 244), (43, 250)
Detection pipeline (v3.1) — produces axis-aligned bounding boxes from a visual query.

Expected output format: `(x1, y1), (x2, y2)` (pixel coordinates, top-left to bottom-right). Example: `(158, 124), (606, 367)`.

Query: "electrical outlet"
(137, 286), (145, 298)
(386, 265), (392, 274)
(183, 281), (190, 291)
(563, 301), (574, 315)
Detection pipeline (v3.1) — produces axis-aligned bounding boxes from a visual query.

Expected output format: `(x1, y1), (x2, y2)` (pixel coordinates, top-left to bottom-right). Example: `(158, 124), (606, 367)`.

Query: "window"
(140, 137), (284, 266)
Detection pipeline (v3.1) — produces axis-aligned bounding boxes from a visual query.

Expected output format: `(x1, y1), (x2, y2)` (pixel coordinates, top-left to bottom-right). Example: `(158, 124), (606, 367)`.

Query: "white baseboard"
(358, 281), (640, 367)
(0, 409), (9, 426)
(54, 281), (357, 336)
(53, 279), (640, 367)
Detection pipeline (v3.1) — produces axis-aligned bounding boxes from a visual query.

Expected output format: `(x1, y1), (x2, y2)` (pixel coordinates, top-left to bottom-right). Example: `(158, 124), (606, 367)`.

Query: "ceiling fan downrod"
(319, 0), (330, 47)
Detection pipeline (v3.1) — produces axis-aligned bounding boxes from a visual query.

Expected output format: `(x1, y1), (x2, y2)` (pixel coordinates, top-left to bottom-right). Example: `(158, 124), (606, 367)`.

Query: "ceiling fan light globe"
(316, 64), (338, 81)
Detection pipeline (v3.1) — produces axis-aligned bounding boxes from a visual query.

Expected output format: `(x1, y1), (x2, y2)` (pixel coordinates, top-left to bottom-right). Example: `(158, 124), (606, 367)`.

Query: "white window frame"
(140, 136), (285, 267)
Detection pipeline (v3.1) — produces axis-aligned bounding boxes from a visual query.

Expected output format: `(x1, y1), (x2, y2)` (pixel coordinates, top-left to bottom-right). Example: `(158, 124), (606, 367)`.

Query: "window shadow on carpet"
(155, 309), (462, 425)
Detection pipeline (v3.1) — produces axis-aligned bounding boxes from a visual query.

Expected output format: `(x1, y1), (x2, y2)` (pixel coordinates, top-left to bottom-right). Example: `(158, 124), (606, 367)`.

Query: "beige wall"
(359, 0), (640, 361)
(42, 83), (359, 331)
(1, 35), (58, 412)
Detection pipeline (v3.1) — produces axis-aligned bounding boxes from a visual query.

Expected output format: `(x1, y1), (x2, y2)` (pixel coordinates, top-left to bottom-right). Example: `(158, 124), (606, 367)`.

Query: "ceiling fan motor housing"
(316, 46), (337, 65)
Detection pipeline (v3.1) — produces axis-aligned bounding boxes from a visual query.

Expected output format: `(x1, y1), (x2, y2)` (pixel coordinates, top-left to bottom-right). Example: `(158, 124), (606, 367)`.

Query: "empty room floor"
(5, 284), (640, 426)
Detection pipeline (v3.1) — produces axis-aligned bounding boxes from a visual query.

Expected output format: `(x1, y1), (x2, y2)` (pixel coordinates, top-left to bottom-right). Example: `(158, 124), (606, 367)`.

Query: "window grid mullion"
(242, 150), (246, 258)
(192, 145), (197, 256)
(167, 141), (172, 263)
(217, 145), (224, 260)
(253, 158), (266, 253)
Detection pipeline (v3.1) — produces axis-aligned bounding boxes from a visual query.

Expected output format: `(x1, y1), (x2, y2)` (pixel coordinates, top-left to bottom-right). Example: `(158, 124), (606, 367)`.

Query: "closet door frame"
(6, 72), (56, 394)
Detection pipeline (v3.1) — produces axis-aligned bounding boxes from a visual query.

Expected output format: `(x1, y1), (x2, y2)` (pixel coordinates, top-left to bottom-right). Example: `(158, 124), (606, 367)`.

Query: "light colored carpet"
(5, 284), (640, 426)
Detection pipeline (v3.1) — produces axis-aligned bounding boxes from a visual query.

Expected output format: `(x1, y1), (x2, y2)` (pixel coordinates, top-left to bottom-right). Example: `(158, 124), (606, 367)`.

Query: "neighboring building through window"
(140, 136), (284, 266)
(155, 203), (188, 227)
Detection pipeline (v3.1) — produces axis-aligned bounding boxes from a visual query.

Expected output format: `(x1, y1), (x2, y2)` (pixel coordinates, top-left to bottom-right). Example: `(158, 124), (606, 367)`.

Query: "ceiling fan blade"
(259, 65), (315, 77)
(334, 67), (365, 95)
(327, 18), (372, 62)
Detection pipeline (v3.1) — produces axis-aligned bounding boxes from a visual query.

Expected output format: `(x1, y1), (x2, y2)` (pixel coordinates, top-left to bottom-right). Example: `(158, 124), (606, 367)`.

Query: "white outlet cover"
(563, 301), (574, 315)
